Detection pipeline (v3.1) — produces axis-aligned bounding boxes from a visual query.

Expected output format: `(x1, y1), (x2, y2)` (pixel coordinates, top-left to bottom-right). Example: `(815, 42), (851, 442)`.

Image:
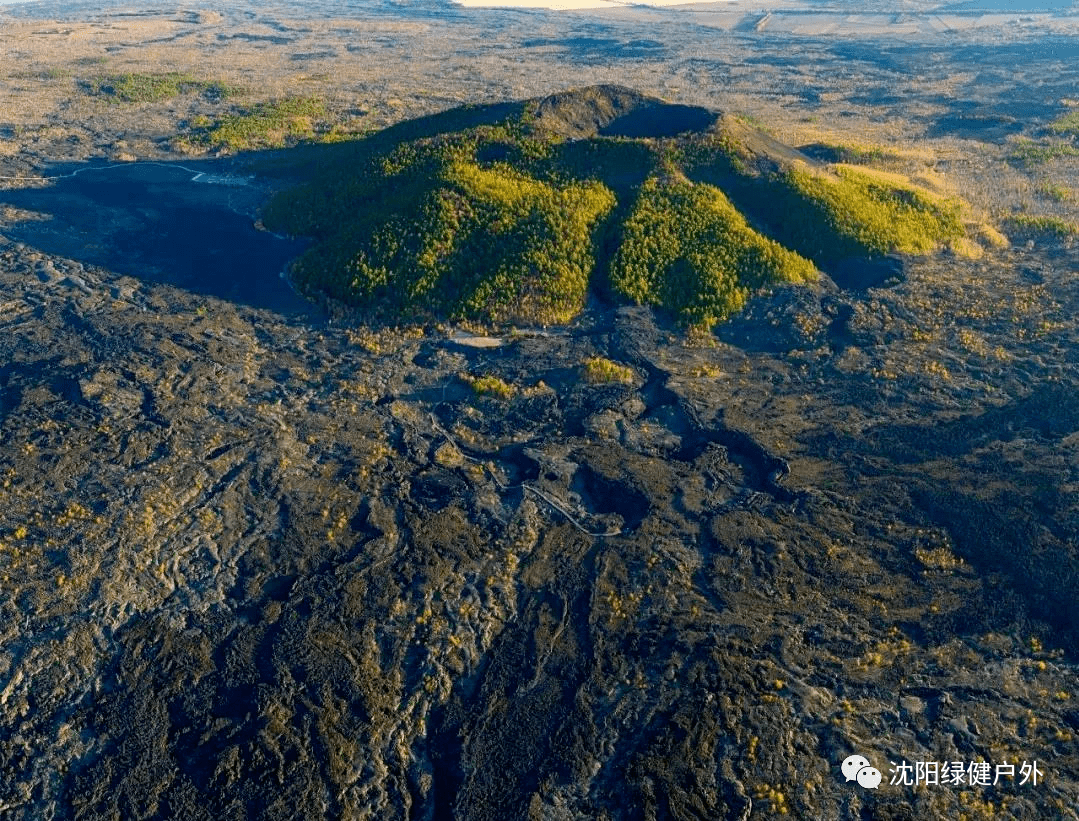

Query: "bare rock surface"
(0, 223), (1077, 818)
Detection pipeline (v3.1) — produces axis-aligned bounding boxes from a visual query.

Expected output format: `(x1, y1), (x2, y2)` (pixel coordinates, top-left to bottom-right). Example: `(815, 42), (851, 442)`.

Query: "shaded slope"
(530, 83), (716, 138)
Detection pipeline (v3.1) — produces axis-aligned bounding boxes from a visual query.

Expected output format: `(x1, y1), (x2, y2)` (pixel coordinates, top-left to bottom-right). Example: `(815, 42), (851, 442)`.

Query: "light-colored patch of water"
(190, 172), (252, 186)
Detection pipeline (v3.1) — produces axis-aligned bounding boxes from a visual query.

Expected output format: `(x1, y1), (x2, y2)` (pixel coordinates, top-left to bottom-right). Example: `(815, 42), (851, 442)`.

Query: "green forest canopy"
(261, 86), (975, 328)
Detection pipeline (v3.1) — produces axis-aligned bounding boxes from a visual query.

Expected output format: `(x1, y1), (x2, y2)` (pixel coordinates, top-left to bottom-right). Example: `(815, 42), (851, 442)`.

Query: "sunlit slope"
(682, 116), (976, 264)
(610, 176), (816, 326)
(262, 85), (991, 326)
(267, 131), (614, 324)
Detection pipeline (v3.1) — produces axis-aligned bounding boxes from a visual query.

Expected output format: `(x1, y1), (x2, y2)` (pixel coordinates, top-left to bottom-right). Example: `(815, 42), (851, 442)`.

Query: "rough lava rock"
(0, 229), (1077, 820)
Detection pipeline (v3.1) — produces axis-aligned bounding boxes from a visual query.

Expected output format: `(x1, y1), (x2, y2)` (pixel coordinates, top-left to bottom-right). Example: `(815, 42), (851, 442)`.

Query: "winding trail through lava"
(0, 160), (251, 186)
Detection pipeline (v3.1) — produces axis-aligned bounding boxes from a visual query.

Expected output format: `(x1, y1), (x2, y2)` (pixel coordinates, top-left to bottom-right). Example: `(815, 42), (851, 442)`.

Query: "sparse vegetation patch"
(581, 357), (636, 385)
(1003, 214), (1079, 239)
(1007, 137), (1079, 168)
(1038, 182), (1074, 202)
(1047, 110), (1079, 136)
(84, 72), (235, 103)
(179, 97), (330, 152)
(463, 373), (515, 400)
